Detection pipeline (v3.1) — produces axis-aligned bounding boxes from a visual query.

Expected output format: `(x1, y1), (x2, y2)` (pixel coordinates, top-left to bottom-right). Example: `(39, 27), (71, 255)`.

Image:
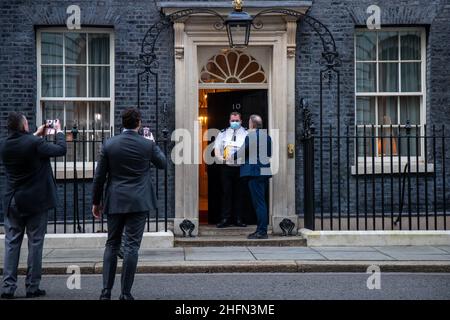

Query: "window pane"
(400, 96), (420, 125)
(89, 102), (110, 130)
(356, 63), (376, 92)
(42, 101), (64, 124)
(89, 66), (110, 97)
(399, 128), (420, 157)
(89, 34), (110, 64)
(379, 127), (399, 156)
(41, 32), (63, 64)
(41, 66), (63, 97)
(65, 101), (87, 129)
(379, 62), (399, 92)
(378, 96), (398, 125)
(357, 127), (375, 157)
(379, 32), (399, 61)
(63, 102), (86, 162)
(401, 32), (421, 60)
(65, 66), (87, 97)
(401, 62), (421, 92)
(356, 97), (375, 125)
(88, 132), (110, 162)
(356, 32), (376, 61)
(65, 33), (86, 64)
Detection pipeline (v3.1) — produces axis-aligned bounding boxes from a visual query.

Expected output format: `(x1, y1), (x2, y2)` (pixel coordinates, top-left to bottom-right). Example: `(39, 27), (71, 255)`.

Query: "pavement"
(1, 245), (450, 274)
(6, 273), (450, 300)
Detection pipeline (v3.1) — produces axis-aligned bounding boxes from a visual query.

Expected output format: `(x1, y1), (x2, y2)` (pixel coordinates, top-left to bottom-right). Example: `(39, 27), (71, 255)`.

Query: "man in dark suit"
(92, 107), (166, 300)
(233, 114), (272, 239)
(0, 112), (66, 299)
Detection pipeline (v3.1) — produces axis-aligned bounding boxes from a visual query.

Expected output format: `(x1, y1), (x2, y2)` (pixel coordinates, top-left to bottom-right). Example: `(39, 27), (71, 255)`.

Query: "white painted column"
(173, 22), (200, 236)
(271, 20), (299, 235)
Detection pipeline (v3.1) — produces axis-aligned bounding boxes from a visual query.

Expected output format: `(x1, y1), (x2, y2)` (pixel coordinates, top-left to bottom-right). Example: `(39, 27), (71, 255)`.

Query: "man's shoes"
(216, 220), (232, 228)
(99, 289), (111, 300)
(234, 220), (247, 228)
(247, 232), (268, 239)
(119, 293), (135, 300)
(26, 289), (46, 298)
(1, 292), (15, 299)
(247, 231), (258, 237)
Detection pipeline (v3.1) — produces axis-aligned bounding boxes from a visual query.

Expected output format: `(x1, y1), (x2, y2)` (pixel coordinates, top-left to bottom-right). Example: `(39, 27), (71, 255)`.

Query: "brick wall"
(0, 0), (175, 222)
(295, 0), (450, 220)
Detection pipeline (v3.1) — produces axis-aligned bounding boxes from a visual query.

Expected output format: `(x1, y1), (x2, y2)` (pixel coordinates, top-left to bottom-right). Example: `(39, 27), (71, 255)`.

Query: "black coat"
(0, 131), (67, 216)
(92, 130), (167, 215)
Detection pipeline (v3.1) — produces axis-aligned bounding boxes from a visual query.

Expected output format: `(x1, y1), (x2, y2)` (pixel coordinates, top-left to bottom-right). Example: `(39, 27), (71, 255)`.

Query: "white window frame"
(36, 28), (115, 176)
(354, 27), (427, 167)
(36, 27), (115, 133)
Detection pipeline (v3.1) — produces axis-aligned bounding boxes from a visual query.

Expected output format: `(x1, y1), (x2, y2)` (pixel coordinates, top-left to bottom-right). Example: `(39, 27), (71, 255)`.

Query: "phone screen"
(45, 120), (56, 135)
(143, 127), (153, 140)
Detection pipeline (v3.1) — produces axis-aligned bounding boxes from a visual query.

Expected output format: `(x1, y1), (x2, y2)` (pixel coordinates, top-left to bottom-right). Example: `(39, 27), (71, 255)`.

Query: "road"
(6, 273), (450, 300)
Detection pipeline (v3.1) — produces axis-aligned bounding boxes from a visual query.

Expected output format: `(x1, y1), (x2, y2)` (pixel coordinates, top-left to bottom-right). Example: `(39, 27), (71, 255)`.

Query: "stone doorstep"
(0, 231), (174, 250)
(3, 260), (450, 275)
(300, 229), (450, 247)
(175, 236), (307, 247)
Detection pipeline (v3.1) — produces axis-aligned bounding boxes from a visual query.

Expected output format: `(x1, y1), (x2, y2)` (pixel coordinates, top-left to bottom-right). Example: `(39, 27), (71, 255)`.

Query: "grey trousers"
(103, 212), (146, 295)
(2, 203), (48, 295)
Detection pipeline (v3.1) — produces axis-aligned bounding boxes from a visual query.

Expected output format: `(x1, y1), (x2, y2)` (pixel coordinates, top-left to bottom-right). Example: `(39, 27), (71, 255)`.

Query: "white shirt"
(214, 126), (248, 166)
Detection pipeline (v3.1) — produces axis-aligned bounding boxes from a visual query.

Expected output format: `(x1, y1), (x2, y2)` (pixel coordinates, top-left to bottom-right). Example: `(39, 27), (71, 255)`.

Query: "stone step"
(174, 236), (306, 247)
(198, 225), (274, 236)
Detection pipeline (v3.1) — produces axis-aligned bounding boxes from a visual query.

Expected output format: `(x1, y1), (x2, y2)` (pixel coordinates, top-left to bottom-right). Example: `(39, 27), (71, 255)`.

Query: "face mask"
(230, 121), (241, 130)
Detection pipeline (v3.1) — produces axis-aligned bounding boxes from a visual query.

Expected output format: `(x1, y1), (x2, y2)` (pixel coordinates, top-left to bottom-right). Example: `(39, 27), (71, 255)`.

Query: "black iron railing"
(302, 122), (449, 231)
(0, 126), (170, 234)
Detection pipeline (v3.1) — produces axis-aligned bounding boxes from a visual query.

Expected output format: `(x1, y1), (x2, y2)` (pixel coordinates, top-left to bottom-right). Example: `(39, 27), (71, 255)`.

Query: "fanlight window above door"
(200, 50), (267, 84)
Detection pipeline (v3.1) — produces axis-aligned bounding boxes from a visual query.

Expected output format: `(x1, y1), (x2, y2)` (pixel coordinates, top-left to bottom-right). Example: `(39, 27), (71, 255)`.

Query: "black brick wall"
(295, 0), (450, 219)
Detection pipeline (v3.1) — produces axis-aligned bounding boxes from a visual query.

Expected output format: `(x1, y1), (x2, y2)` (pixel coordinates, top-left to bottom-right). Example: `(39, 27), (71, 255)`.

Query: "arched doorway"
(197, 49), (269, 226)
(172, 14), (299, 237)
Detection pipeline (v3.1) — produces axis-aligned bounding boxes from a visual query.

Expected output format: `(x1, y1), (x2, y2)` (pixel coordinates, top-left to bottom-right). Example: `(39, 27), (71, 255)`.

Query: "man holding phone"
(0, 112), (66, 299)
(92, 107), (166, 300)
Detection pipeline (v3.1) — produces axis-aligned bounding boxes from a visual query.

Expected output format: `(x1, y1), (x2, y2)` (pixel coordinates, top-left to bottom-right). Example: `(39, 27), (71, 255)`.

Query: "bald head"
(249, 114), (263, 129)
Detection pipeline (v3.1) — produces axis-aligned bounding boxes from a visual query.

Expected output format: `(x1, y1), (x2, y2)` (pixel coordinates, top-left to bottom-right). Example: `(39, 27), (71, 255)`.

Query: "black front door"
(206, 89), (269, 225)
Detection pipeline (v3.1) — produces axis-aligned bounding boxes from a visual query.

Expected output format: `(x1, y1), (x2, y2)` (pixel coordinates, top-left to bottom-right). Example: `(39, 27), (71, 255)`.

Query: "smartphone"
(45, 119), (56, 135)
(143, 127), (154, 141)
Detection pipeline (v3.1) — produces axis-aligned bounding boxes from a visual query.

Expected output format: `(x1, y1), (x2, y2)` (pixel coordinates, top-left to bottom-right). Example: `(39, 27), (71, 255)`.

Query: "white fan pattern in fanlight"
(200, 50), (267, 84)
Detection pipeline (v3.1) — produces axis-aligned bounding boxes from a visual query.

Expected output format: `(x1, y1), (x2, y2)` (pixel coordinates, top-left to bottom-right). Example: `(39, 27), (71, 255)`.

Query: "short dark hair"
(230, 112), (241, 119)
(7, 111), (25, 132)
(250, 114), (263, 129)
(121, 107), (142, 129)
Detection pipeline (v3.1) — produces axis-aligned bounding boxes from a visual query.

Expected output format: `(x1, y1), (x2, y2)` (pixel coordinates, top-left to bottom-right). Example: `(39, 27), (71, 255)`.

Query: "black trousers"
(220, 165), (243, 222)
(102, 212), (146, 295)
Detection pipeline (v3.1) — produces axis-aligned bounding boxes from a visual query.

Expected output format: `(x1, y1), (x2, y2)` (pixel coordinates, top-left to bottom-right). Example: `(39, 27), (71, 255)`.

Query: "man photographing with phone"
(92, 107), (166, 300)
(0, 112), (66, 299)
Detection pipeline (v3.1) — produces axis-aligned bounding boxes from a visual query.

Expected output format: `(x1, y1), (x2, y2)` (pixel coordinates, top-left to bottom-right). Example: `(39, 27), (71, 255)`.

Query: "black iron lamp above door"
(225, 0), (253, 48)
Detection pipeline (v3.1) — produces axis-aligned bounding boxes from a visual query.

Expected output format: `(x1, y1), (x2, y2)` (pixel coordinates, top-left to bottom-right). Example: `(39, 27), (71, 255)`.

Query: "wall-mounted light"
(225, 0), (253, 48)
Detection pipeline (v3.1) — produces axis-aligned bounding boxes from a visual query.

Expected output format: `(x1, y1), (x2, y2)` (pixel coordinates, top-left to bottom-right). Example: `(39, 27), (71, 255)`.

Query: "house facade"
(0, 0), (449, 236)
